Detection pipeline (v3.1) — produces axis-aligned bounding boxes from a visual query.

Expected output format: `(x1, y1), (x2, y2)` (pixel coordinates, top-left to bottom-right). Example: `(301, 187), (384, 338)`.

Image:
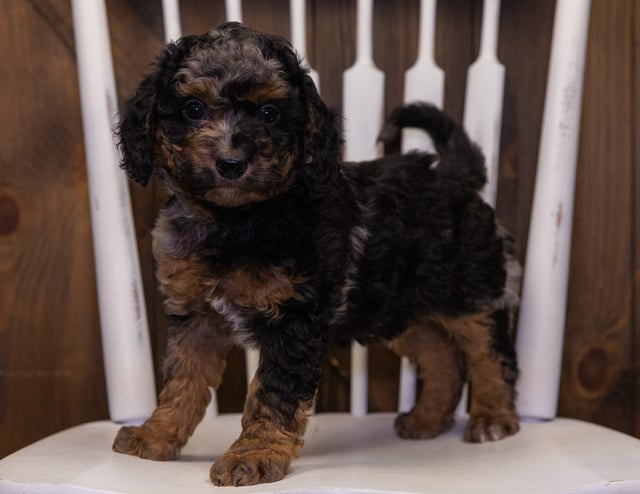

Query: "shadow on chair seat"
(1, 415), (639, 494)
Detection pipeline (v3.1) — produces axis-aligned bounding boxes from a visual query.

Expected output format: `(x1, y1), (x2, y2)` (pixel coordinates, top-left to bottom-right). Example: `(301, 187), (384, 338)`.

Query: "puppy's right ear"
(117, 72), (157, 186)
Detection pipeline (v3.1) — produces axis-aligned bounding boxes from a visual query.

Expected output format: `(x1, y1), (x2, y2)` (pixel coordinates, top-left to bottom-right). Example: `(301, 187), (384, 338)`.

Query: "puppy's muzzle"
(216, 158), (248, 180)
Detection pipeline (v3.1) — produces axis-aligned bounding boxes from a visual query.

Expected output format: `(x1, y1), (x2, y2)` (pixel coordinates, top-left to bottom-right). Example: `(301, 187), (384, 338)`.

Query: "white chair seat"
(2, 414), (639, 494)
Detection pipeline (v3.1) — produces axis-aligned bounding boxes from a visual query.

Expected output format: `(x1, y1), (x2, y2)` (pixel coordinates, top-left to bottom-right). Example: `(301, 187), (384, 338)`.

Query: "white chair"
(1, 0), (639, 493)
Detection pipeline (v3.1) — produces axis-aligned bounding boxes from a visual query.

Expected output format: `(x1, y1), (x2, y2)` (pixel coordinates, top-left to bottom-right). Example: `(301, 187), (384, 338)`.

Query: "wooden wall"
(1, 0), (638, 458)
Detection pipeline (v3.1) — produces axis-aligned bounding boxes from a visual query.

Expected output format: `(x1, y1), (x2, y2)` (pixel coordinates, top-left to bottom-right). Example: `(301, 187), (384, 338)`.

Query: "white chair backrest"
(71, 0), (591, 424)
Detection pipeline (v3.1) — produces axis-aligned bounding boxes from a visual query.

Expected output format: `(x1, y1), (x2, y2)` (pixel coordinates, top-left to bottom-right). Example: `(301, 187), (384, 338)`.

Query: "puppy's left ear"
(301, 74), (342, 185)
(117, 73), (157, 186)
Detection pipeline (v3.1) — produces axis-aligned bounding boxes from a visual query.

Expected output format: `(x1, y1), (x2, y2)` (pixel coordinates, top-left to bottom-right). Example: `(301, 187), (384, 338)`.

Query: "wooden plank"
(308, 0), (356, 112)
(177, 0), (226, 36)
(244, 0), (291, 38)
(373, 0), (420, 117)
(557, 0), (635, 434)
(0, 0), (107, 457)
(435, 0), (478, 122)
(632, 0), (640, 438)
(495, 0), (555, 246)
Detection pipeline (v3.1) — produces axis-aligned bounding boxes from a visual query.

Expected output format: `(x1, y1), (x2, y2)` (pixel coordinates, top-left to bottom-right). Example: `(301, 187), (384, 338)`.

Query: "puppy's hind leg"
(446, 310), (520, 442)
(113, 312), (232, 460)
(389, 320), (467, 439)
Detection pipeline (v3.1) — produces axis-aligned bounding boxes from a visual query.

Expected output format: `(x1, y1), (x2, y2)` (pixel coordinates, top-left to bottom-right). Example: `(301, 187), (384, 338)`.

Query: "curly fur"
(112, 22), (521, 487)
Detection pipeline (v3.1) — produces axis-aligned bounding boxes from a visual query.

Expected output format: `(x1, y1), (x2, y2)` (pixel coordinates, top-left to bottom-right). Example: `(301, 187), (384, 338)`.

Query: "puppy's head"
(118, 22), (340, 208)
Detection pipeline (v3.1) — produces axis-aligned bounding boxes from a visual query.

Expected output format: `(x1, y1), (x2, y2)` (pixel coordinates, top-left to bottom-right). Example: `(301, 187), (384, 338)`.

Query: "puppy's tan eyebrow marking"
(240, 83), (291, 106)
(173, 71), (224, 103)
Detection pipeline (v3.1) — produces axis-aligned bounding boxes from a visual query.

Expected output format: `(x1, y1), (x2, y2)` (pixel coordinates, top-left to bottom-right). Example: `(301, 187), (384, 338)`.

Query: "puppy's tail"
(378, 102), (486, 191)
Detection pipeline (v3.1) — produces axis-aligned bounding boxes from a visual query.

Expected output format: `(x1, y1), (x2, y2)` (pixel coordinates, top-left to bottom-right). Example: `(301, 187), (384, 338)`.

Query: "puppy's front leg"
(210, 313), (325, 486)
(113, 313), (231, 460)
(210, 375), (313, 486)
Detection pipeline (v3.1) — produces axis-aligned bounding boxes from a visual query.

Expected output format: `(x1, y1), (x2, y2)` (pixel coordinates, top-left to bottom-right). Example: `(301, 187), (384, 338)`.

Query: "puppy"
(113, 22), (521, 487)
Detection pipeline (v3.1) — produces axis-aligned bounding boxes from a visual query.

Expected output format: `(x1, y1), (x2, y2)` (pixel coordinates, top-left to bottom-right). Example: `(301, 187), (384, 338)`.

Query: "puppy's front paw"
(394, 409), (455, 439)
(210, 448), (289, 487)
(113, 425), (180, 461)
(464, 412), (519, 443)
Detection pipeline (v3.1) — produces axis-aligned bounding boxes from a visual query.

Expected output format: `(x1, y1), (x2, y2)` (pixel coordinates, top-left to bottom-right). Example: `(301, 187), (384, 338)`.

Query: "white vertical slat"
(401, 0), (444, 154)
(343, 0), (385, 163)
(463, 0), (505, 208)
(245, 347), (260, 388)
(516, 0), (591, 420)
(204, 389), (219, 418)
(71, 0), (156, 423)
(225, 0), (243, 23)
(397, 0), (443, 414)
(290, 0), (320, 91)
(397, 358), (417, 413)
(349, 342), (368, 416)
(161, 0), (182, 42)
(343, 0), (385, 417)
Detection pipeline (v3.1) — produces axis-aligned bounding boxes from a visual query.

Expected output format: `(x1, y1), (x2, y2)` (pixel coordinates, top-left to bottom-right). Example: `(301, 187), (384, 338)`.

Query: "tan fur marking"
(243, 84), (291, 105)
(217, 267), (308, 317)
(390, 321), (466, 439)
(113, 312), (232, 460)
(278, 153), (298, 180)
(438, 313), (508, 412)
(156, 132), (183, 172)
(210, 376), (311, 486)
(435, 312), (519, 442)
(154, 256), (211, 315)
(175, 76), (220, 103)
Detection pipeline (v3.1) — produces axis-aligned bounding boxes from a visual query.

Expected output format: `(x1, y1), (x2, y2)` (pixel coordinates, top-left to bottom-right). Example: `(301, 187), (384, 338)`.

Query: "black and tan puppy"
(113, 22), (521, 487)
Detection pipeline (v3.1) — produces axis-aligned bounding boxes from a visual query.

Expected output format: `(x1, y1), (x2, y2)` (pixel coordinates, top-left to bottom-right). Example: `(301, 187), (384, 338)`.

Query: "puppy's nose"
(216, 158), (248, 180)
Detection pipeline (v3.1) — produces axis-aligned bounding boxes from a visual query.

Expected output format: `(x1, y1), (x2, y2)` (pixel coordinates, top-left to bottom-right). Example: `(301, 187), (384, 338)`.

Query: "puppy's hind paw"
(113, 425), (180, 461)
(464, 412), (520, 443)
(394, 409), (455, 440)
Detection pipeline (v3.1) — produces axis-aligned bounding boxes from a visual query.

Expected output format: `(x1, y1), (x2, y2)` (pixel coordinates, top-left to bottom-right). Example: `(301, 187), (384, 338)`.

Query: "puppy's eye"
(183, 99), (206, 121)
(258, 104), (281, 125)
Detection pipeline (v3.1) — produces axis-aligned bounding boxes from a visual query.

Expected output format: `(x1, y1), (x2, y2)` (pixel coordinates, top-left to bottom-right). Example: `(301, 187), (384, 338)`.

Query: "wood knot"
(0, 193), (19, 236)
(575, 346), (609, 397)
